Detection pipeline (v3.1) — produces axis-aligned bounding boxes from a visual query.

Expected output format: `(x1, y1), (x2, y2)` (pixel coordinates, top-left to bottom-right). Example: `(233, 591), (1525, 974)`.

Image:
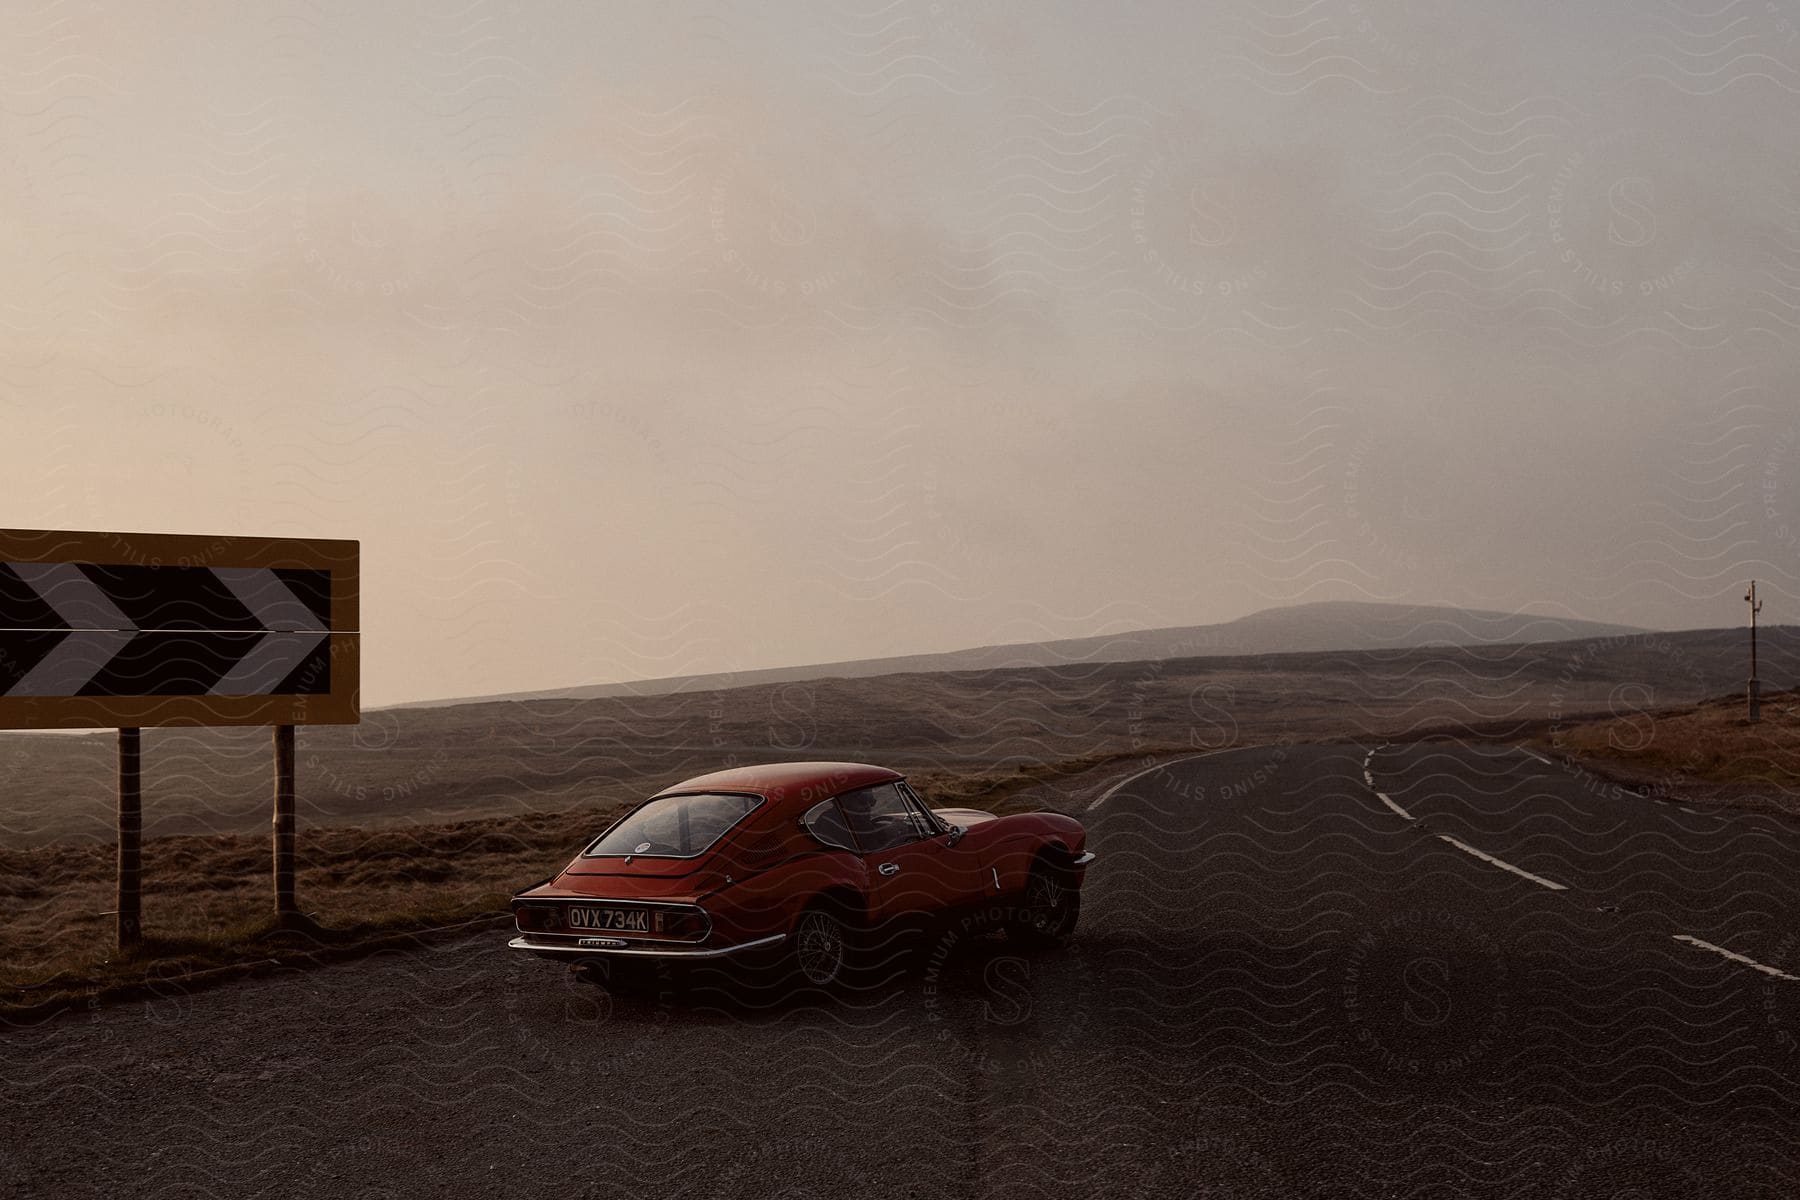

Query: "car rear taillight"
(514, 905), (558, 933)
(653, 908), (709, 940)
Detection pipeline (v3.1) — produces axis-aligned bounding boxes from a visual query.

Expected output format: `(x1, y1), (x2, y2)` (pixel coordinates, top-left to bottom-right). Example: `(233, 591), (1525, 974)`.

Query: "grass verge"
(1527, 688), (1800, 812)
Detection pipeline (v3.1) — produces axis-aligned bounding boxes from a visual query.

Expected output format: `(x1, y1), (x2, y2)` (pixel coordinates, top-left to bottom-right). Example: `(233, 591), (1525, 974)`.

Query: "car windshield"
(586, 791), (762, 858)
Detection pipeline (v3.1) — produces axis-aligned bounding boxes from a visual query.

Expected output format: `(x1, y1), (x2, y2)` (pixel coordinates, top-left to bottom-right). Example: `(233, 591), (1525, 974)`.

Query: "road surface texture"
(5, 742), (1800, 1197)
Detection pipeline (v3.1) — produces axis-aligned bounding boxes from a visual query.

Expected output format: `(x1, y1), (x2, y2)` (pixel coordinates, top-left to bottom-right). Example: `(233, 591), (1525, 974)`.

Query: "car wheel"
(1008, 861), (1081, 948)
(791, 905), (850, 991)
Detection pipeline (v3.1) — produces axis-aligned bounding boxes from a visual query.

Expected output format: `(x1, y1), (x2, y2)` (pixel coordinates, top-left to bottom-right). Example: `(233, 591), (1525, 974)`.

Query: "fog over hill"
(389, 601), (1646, 710)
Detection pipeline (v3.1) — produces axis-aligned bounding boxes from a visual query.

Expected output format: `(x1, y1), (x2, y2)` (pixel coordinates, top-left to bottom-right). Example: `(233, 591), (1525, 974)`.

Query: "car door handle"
(878, 862), (900, 876)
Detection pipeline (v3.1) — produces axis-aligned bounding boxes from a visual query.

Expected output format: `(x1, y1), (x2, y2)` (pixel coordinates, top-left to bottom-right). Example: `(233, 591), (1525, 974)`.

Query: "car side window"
(898, 783), (942, 836)
(802, 798), (859, 853)
(837, 782), (928, 853)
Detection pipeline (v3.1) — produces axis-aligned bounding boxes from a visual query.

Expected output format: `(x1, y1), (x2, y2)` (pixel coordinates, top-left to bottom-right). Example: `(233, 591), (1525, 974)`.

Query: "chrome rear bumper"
(508, 932), (785, 960)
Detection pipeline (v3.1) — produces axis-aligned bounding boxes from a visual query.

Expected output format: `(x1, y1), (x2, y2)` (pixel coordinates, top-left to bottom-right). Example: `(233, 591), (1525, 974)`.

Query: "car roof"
(655, 760), (903, 803)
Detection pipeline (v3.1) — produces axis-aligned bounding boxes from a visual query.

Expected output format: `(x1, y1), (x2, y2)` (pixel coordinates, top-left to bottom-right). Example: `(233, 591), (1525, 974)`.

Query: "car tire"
(1007, 860), (1081, 949)
(787, 902), (854, 994)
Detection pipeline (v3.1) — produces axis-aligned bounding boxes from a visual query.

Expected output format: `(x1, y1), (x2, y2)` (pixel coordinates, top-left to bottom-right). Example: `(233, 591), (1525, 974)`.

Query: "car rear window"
(802, 798), (859, 852)
(586, 791), (761, 858)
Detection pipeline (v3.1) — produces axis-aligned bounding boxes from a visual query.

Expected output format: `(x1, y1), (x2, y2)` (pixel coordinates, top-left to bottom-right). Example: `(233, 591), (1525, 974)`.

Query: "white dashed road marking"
(1437, 834), (1569, 891)
(1671, 935), (1800, 982)
(1366, 742), (1798, 986)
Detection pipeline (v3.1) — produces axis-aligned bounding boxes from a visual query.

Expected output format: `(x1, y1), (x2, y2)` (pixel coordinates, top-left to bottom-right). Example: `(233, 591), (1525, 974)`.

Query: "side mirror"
(945, 824), (966, 847)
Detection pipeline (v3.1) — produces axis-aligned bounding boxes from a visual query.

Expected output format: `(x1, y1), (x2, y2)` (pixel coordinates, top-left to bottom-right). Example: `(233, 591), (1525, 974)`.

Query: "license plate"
(565, 906), (649, 933)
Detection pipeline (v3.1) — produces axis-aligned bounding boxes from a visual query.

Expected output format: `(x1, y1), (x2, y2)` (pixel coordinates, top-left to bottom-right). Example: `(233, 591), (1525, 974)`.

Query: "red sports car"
(508, 761), (1094, 990)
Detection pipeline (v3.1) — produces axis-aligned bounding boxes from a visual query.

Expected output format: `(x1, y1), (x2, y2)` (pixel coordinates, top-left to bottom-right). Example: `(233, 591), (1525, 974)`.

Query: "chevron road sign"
(0, 528), (360, 946)
(0, 528), (358, 729)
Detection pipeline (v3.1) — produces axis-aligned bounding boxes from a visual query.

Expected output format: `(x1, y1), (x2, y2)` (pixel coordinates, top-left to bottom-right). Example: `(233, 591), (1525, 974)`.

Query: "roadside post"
(1746, 580), (1763, 725)
(0, 529), (360, 948)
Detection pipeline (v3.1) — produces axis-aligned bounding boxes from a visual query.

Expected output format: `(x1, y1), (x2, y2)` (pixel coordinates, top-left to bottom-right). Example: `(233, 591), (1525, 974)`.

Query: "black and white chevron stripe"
(0, 562), (331, 631)
(0, 563), (332, 699)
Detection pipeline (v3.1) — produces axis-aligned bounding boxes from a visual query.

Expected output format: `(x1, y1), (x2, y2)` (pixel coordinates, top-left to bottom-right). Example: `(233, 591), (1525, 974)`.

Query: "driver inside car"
(836, 784), (916, 853)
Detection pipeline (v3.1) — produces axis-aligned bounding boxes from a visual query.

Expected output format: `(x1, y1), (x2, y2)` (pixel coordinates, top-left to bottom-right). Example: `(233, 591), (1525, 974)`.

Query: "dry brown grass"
(1537, 687), (1800, 797)
(0, 802), (617, 1014)
(0, 748), (1163, 1017)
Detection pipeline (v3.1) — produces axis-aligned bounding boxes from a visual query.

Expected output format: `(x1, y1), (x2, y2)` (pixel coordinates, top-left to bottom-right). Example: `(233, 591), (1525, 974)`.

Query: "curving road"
(5, 743), (1800, 1198)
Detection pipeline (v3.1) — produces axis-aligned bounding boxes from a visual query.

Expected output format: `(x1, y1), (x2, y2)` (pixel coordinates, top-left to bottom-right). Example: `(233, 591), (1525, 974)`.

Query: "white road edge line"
(1437, 834), (1568, 891)
(1364, 746), (1411, 820)
(1672, 934), (1800, 982)
(1377, 792), (1415, 821)
(1087, 747), (1264, 812)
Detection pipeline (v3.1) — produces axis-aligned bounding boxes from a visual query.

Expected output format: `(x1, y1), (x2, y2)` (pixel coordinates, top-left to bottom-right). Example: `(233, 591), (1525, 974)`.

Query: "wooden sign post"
(0, 528), (360, 948)
(118, 727), (142, 948)
(273, 723), (298, 922)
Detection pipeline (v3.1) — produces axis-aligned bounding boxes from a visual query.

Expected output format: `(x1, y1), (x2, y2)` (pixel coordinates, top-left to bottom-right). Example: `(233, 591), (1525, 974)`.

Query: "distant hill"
(3, 620), (1780, 848)
(387, 600), (1646, 710)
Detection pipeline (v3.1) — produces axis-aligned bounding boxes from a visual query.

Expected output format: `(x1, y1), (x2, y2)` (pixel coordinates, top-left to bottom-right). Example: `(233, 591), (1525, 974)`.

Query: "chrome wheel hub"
(1028, 874), (1066, 932)
(797, 912), (844, 985)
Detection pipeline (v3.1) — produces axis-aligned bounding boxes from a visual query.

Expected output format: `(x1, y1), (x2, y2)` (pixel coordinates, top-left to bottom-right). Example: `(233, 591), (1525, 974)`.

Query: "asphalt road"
(6, 743), (1800, 1198)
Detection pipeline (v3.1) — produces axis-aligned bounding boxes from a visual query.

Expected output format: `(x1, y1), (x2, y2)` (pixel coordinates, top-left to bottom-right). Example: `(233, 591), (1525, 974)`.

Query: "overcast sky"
(1, 1), (1796, 704)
